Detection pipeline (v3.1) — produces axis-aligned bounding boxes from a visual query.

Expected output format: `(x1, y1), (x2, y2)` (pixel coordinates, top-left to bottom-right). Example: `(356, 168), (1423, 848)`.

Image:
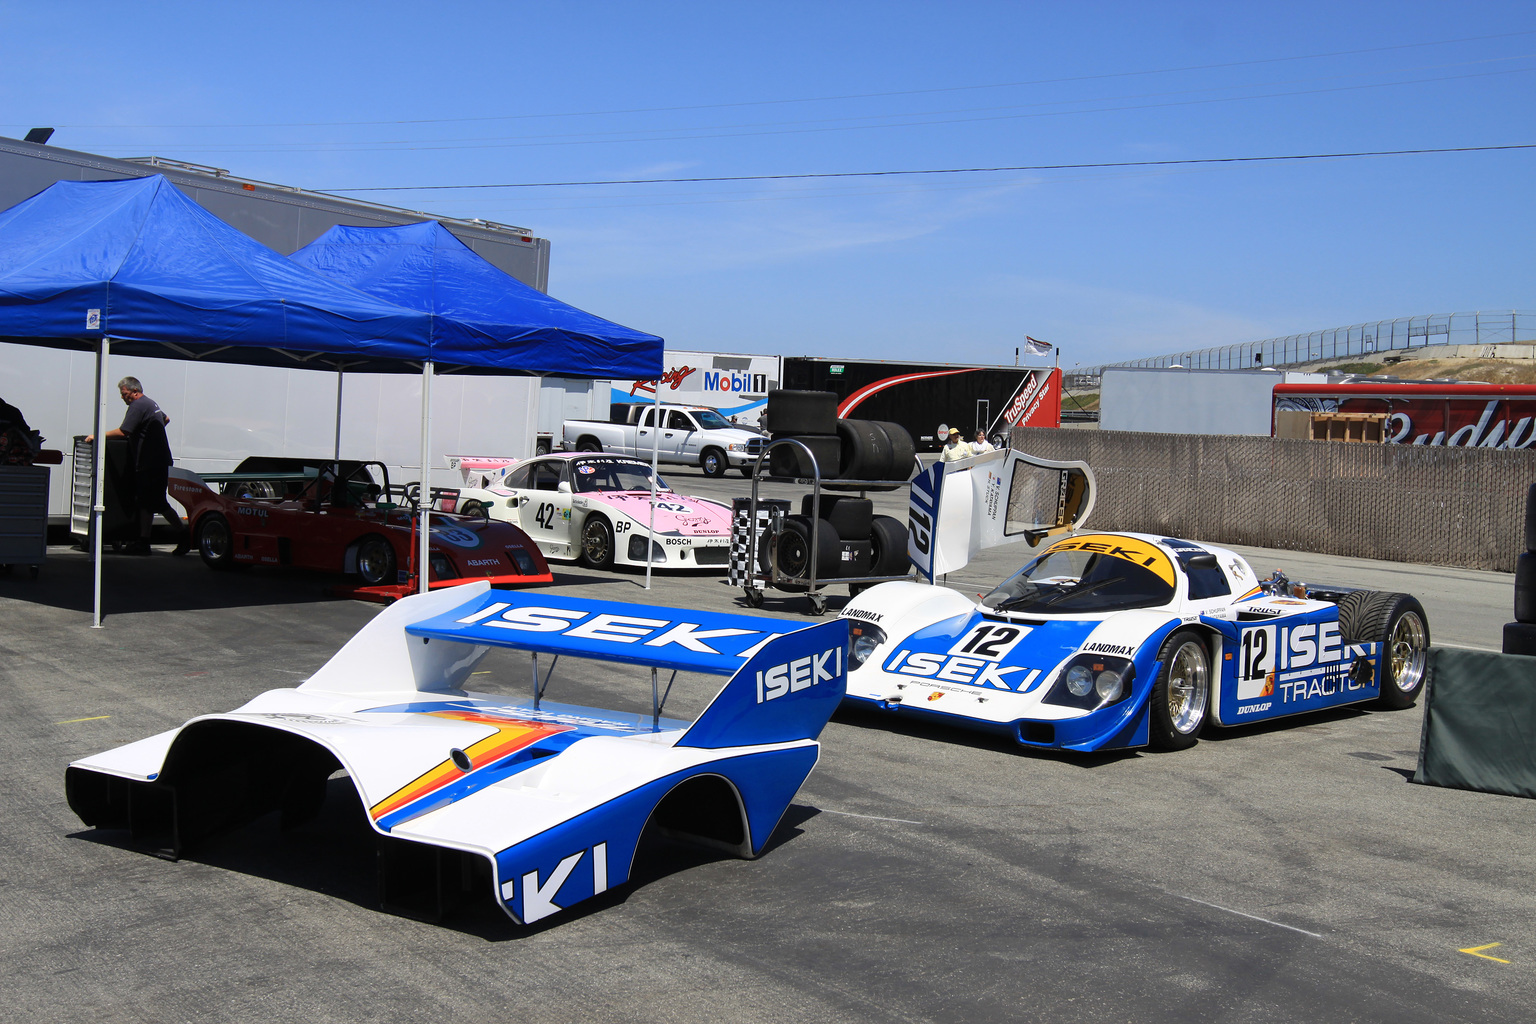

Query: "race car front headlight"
(507, 547), (539, 575)
(847, 622), (887, 670)
(1044, 654), (1135, 711)
(428, 552), (456, 580)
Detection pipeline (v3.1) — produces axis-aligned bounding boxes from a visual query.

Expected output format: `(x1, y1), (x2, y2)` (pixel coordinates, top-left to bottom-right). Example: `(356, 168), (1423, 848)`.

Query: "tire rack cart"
(736, 437), (917, 616)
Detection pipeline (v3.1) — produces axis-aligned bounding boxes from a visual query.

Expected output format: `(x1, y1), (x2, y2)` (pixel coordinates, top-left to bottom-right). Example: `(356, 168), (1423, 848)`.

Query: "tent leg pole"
(333, 368), (344, 461)
(92, 338), (110, 629)
(646, 386), (661, 590)
(418, 361), (434, 596)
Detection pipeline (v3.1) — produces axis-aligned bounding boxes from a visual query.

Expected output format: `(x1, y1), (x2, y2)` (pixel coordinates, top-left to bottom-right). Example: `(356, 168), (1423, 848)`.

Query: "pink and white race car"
(441, 453), (734, 571)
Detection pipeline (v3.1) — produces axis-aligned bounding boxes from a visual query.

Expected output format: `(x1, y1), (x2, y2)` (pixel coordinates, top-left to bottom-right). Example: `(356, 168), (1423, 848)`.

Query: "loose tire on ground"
(701, 447), (729, 478)
(764, 390), (839, 436)
(1149, 629), (1211, 751)
(1345, 592), (1430, 709)
(197, 513), (236, 571)
(1525, 482), (1536, 552)
(868, 515), (909, 577)
(1516, 553), (1536, 622)
(1503, 621), (1536, 656)
(580, 516), (616, 570)
(355, 535), (397, 586)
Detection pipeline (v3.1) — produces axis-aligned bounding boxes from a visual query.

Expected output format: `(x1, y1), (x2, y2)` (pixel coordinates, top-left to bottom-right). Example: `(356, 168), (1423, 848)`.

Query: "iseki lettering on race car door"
(1237, 622), (1374, 702)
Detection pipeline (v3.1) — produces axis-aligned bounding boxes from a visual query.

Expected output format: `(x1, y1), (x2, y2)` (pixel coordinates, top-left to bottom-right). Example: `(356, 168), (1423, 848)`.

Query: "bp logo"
(431, 524), (481, 549)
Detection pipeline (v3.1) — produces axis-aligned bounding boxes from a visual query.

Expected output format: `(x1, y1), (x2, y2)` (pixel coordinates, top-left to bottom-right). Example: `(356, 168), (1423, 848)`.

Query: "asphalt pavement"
(0, 465), (1528, 1023)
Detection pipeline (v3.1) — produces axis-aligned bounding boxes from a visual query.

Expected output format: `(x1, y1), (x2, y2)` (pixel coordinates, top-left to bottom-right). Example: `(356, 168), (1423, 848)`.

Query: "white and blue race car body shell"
(840, 532), (1384, 752)
(67, 584), (846, 925)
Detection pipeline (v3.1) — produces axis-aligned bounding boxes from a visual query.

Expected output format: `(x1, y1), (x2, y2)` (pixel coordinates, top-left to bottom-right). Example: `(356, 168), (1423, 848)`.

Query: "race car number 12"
(1240, 625), (1276, 681)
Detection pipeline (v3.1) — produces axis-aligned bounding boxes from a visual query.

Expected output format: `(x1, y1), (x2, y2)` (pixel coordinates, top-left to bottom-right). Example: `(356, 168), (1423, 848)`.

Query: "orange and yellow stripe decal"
(369, 709), (572, 821)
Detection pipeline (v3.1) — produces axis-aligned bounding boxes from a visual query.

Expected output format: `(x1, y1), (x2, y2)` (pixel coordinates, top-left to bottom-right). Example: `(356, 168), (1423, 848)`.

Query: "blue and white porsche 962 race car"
(839, 449), (1430, 753)
(66, 585), (846, 925)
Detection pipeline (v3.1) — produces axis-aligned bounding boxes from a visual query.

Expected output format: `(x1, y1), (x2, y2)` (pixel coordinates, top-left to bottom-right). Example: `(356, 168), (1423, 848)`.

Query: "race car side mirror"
(557, 481), (572, 494)
(1185, 553), (1219, 569)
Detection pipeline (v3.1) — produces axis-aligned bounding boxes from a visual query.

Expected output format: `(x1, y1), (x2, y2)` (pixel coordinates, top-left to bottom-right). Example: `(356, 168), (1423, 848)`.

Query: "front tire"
(701, 448), (728, 478)
(1149, 629), (1211, 751)
(580, 516), (616, 570)
(355, 535), (397, 586)
(197, 514), (235, 570)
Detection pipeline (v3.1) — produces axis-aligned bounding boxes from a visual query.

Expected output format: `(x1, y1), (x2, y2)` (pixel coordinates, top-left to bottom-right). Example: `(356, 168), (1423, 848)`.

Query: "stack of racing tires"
(768, 494), (909, 593)
(1503, 483), (1536, 655)
(762, 390), (917, 484)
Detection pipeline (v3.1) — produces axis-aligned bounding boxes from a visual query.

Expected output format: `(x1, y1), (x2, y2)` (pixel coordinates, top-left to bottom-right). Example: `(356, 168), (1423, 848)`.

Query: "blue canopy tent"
(0, 176), (663, 620)
(289, 221), (662, 378)
(290, 221), (667, 584)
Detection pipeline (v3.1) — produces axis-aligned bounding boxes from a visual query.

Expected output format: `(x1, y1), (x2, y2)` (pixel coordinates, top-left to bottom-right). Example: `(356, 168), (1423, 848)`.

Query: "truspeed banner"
(1274, 383), (1536, 449)
(613, 349), (781, 424)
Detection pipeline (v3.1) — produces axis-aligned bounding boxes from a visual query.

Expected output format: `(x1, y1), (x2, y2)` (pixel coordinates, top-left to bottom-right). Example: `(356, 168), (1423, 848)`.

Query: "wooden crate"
(1310, 412), (1386, 443)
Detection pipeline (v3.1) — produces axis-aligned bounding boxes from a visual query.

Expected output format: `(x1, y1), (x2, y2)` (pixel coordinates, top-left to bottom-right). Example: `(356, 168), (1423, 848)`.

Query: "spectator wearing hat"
(941, 427), (973, 462)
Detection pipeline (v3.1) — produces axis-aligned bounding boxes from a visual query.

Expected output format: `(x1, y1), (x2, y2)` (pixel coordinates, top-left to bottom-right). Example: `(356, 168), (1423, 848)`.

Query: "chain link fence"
(1090, 310), (1533, 373)
(1011, 426), (1533, 571)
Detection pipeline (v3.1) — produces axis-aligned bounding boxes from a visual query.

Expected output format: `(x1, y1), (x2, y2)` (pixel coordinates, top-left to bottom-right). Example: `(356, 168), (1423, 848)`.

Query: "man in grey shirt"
(87, 377), (189, 555)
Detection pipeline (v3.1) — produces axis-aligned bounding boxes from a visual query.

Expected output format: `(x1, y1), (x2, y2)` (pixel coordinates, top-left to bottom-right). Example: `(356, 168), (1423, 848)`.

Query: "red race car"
(168, 458), (552, 591)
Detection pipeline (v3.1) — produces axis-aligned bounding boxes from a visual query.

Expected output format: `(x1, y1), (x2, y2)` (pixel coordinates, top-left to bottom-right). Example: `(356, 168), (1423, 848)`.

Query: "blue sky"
(1, 1), (1531, 368)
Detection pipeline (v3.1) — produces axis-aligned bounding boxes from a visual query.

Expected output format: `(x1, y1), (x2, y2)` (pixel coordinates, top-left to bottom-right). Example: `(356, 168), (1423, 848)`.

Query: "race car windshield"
(981, 548), (1174, 614)
(692, 409), (733, 430)
(573, 460), (670, 493)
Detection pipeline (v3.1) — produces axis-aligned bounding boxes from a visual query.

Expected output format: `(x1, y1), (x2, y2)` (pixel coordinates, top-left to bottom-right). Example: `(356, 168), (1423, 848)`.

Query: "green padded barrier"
(1416, 648), (1536, 798)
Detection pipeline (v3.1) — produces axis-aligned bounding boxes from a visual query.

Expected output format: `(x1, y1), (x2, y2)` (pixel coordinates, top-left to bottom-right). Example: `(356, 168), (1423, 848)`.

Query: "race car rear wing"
(908, 448), (1096, 582)
(300, 582), (847, 749)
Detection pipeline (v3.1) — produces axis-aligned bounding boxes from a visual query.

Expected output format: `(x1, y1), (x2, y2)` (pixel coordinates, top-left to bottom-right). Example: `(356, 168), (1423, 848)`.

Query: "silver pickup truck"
(561, 404), (766, 477)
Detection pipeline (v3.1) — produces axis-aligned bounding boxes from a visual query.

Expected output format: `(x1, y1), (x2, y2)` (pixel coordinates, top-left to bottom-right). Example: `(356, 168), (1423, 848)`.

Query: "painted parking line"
(1171, 893), (1323, 938)
(1460, 942), (1511, 963)
(55, 715), (110, 724)
(818, 808), (926, 825)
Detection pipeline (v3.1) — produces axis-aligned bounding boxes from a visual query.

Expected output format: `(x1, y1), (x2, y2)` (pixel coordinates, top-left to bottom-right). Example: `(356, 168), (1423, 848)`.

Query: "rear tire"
(1149, 629), (1210, 751)
(577, 436), (603, 453)
(1350, 592), (1430, 709)
(580, 516), (616, 570)
(355, 535), (396, 586)
(196, 514), (235, 571)
(458, 499), (489, 521)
